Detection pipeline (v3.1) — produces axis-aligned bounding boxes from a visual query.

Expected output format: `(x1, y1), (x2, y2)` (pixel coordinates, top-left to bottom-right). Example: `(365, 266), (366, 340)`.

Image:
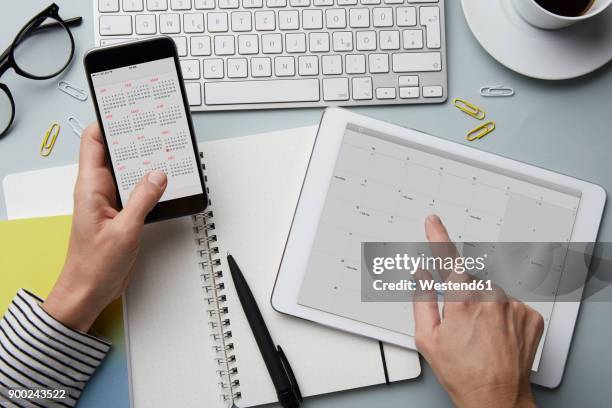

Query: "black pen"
(227, 254), (303, 408)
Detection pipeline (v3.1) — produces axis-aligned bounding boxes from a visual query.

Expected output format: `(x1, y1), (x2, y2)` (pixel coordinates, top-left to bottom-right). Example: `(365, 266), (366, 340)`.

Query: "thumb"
(116, 171), (167, 229)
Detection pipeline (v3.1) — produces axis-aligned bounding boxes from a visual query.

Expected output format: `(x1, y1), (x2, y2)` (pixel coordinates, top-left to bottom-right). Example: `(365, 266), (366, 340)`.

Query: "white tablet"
(272, 108), (605, 388)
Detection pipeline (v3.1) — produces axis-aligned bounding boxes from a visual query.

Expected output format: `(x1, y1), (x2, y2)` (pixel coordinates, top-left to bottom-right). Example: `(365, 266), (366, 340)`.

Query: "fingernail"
(148, 170), (167, 189)
(427, 214), (441, 225)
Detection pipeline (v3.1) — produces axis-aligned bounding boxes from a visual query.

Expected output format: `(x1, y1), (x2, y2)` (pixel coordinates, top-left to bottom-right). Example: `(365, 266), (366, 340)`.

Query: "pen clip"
(277, 345), (303, 406)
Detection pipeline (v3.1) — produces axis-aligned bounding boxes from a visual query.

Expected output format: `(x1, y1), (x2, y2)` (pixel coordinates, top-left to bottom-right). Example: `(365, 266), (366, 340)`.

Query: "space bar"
(204, 79), (320, 105)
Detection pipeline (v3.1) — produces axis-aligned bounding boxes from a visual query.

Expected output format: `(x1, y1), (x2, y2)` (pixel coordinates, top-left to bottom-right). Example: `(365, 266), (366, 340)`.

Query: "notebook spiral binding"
(193, 153), (241, 404)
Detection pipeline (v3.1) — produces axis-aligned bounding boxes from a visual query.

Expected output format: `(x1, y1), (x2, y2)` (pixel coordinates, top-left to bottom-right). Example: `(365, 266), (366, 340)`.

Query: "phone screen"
(90, 57), (203, 206)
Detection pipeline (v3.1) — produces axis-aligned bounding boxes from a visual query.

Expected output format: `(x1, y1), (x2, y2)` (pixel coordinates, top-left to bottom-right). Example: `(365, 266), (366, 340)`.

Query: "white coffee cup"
(513, 0), (612, 29)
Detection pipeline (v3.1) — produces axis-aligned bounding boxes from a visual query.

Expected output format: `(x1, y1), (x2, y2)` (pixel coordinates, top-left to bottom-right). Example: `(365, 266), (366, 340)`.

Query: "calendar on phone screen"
(91, 57), (202, 205)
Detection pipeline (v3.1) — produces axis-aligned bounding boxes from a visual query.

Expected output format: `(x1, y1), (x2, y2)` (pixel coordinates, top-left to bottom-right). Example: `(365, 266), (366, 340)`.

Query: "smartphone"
(84, 36), (207, 223)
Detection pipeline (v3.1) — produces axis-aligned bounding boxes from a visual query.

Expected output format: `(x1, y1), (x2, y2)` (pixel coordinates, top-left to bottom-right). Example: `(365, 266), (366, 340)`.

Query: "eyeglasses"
(0, 3), (82, 138)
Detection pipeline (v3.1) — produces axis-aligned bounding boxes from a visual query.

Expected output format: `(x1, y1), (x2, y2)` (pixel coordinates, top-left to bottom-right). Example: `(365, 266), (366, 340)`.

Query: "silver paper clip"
(68, 116), (85, 138)
(58, 80), (88, 101)
(480, 85), (515, 97)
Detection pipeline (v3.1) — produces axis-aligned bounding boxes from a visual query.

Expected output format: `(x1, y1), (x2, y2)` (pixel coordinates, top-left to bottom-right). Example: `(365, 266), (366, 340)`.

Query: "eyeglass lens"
(0, 88), (12, 136)
(12, 16), (73, 78)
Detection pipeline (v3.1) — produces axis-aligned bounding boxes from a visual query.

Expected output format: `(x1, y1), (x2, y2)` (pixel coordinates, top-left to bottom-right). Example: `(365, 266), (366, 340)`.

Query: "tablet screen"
(298, 123), (581, 339)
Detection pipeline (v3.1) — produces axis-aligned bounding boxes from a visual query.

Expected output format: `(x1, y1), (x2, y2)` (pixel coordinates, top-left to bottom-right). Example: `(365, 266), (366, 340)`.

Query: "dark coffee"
(534, 0), (595, 16)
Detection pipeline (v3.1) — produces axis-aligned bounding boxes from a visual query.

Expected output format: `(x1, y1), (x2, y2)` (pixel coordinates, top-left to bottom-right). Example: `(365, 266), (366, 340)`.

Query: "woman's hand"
(413, 215), (544, 408)
(43, 123), (167, 332)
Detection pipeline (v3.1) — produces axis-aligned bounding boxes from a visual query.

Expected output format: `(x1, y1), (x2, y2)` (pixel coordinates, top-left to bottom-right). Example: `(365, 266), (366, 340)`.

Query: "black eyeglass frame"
(0, 3), (80, 137)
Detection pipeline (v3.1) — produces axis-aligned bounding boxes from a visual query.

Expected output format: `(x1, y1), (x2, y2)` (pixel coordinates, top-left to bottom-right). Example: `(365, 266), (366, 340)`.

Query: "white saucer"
(461, 0), (612, 80)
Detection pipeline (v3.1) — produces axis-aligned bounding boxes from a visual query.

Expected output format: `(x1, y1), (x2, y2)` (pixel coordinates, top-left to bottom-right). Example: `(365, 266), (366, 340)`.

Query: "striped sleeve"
(0, 289), (111, 408)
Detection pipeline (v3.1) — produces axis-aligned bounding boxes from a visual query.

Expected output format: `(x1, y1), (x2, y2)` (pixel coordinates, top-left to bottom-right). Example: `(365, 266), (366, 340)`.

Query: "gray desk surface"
(1, 1), (611, 407)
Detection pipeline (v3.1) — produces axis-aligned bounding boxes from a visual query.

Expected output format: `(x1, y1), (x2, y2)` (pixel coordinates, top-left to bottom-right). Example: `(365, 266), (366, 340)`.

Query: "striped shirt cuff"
(0, 289), (112, 408)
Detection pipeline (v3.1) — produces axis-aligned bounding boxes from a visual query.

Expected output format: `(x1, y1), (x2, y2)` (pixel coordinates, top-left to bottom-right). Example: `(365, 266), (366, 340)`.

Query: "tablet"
(272, 108), (605, 388)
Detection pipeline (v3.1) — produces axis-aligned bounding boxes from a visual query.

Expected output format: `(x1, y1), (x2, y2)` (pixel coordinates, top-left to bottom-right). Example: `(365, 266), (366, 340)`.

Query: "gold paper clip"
(466, 121), (496, 141)
(41, 123), (60, 157)
(453, 98), (486, 120)
(480, 85), (515, 97)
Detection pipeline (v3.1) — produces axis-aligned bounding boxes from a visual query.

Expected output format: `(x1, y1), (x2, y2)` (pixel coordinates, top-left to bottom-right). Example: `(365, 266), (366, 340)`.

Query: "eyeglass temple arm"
(0, 16), (82, 73)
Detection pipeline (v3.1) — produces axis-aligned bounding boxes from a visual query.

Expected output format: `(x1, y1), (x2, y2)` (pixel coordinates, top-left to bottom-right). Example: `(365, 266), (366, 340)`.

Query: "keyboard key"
(100, 15), (133, 35)
(204, 79), (320, 104)
(398, 75), (418, 87)
(408, 0), (438, 3)
(219, 0), (239, 7)
(275, 56), (295, 76)
(332, 31), (353, 52)
(420, 6), (441, 49)
(238, 34), (259, 54)
(251, 57), (272, 76)
(123, 0), (144, 11)
(403, 29), (423, 49)
(100, 38), (133, 46)
(290, 0), (310, 6)
(379, 30), (399, 50)
(99, 0), (120, 12)
(135, 14), (157, 35)
(195, 0), (215, 8)
(171, 0), (191, 10)
(159, 13), (180, 33)
(326, 9), (346, 29)
(232, 11), (252, 31)
(396, 6), (416, 26)
(243, 0), (263, 7)
(172, 36), (188, 56)
(399, 86), (419, 98)
(376, 87), (396, 99)
(337, 0), (357, 4)
(298, 55), (319, 75)
(180, 59), (201, 79)
(203, 58), (224, 78)
(302, 9), (323, 29)
(214, 35), (235, 55)
(349, 8), (370, 28)
(255, 11), (276, 30)
(323, 78), (349, 101)
(322, 55), (342, 75)
(309, 32), (329, 52)
(147, 0), (168, 10)
(373, 7), (393, 27)
(262, 33), (282, 53)
(392, 52), (441, 72)
(228, 58), (248, 77)
(368, 53), (388, 73)
(314, 0), (333, 5)
(279, 10), (300, 29)
(184, 13), (205, 33)
(352, 77), (372, 100)
(266, 0), (287, 7)
(356, 31), (376, 51)
(286, 33), (306, 53)
(360, 0), (380, 4)
(191, 35), (212, 55)
(345, 54), (366, 74)
(185, 82), (202, 105)
(423, 85), (443, 98)
(208, 12), (229, 32)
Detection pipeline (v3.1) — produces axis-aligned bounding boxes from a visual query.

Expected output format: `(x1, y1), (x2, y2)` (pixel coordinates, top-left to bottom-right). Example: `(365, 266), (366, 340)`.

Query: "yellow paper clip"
(453, 98), (486, 120)
(466, 121), (495, 141)
(40, 123), (60, 157)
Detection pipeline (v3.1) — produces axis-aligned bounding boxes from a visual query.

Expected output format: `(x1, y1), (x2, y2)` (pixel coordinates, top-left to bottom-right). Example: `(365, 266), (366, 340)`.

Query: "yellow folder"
(0, 215), (122, 339)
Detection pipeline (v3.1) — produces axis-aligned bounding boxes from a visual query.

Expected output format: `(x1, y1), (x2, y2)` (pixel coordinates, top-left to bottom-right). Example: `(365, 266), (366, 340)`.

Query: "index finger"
(424, 215), (471, 284)
(78, 123), (107, 172)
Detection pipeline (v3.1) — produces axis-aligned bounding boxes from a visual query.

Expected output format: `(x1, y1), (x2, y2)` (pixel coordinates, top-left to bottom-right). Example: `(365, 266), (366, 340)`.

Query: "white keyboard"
(94, 0), (447, 110)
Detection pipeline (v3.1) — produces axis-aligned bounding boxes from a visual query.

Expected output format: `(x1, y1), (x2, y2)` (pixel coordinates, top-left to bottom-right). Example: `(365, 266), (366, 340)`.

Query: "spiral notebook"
(3, 126), (421, 407)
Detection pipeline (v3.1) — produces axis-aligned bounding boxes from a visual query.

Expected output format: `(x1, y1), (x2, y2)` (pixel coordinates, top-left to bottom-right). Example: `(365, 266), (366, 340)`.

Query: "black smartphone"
(84, 36), (207, 223)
